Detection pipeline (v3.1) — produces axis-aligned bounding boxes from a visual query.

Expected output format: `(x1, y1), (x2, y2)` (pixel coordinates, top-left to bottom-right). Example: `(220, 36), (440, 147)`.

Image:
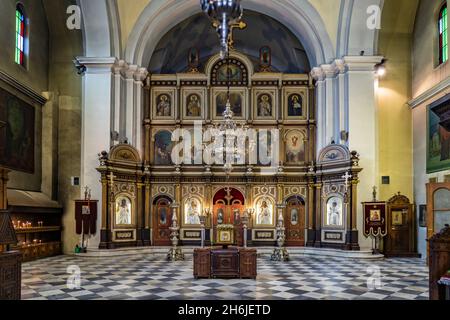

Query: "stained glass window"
(439, 4), (448, 65)
(15, 5), (25, 66)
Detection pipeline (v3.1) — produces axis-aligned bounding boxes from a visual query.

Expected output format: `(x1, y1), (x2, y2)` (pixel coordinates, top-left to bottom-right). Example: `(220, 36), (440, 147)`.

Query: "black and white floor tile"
(21, 255), (429, 300)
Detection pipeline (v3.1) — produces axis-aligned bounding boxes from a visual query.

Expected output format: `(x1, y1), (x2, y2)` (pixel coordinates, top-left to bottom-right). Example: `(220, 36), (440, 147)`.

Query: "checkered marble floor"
(21, 254), (429, 300)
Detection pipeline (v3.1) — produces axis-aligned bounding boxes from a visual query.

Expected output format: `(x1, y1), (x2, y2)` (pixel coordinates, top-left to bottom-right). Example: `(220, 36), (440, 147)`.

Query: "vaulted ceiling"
(148, 10), (310, 74)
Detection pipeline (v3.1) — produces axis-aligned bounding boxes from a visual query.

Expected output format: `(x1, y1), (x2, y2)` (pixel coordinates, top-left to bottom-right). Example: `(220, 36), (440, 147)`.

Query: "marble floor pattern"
(21, 255), (429, 300)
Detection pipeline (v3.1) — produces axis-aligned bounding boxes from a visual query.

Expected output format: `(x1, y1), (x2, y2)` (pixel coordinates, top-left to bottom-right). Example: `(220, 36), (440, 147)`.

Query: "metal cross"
(342, 171), (353, 192)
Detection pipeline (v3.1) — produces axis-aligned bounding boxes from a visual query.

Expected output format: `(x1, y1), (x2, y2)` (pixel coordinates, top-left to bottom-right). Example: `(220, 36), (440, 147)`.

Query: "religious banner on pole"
(362, 202), (387, 237)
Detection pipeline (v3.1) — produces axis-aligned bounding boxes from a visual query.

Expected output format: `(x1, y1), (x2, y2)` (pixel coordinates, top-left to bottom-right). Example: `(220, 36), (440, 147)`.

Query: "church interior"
(0, 0), (450, 303)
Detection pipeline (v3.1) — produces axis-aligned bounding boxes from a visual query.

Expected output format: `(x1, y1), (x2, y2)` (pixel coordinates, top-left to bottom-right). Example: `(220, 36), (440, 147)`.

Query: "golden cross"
(108, 172), (116, 186)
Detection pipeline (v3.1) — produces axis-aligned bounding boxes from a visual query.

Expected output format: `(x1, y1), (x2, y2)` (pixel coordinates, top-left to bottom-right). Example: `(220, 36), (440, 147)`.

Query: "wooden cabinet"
(0, 251), (21, 300)
(211, 248), (240, 278)
(193, 247), (258, 279)
(426, 183), (450, 260)
(429, 225), (450, 300)
(193, 248), (211, 279)
(384, 194), (419, 257)
(239, 248), (257, 279)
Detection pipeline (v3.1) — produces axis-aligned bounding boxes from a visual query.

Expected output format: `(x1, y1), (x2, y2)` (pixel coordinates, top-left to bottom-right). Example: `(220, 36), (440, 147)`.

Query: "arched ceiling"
(148, 10), (310, 74)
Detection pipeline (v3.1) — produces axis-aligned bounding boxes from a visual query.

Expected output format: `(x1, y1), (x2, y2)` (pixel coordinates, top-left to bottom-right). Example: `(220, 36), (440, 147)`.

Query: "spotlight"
(375, 59), (387, 77)
(376, 65), (386, 77)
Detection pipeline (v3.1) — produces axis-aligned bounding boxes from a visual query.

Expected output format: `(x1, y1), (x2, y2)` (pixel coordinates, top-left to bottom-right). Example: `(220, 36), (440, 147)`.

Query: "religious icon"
(159, 207), (168, 225)
(288, 94), (303, 117)
(187, 47), (199, 72)
(219, 230), (231, 242)
(259, 46), (271, 71)
(370, 209), (381, 222)
(257, 130), (273, 166)
(290, 208), (299, 226)
(217, 63), (242, 82)
(156, 94), (171, 117)
(326, 197), (343, 226)
(154, 130), (173, 165)
(256, 199), (273, 225)
(186, 94), (201, 117)
(216, 92), (242, 117)
(257, 94), (272, 117)
(115, 196), (132, 225)
(392, 211), (403, 226)
(185, 198), (201, 225)
(285, 130), (305, 164)
(217, 208), (224, 225)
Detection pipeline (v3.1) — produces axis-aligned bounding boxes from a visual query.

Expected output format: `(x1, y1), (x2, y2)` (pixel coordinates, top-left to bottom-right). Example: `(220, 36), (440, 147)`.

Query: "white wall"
(411, 0), (450, 258)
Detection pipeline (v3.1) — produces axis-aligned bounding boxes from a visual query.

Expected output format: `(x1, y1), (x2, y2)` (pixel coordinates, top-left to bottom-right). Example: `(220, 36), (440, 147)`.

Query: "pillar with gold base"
(271, 205), (289, 261)
(167, 203), (184, 261)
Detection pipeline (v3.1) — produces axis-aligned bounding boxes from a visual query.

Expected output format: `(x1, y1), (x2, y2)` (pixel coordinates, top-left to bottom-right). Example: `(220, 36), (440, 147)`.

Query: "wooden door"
(427, 183), (450, 259)
(152, 197), (172, 246)
(284, 196), (305, 246)
(386, 205), (411, 254)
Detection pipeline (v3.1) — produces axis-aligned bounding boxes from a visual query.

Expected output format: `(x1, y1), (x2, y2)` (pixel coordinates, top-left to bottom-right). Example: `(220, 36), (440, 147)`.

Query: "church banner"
(362, 202), (387, 238)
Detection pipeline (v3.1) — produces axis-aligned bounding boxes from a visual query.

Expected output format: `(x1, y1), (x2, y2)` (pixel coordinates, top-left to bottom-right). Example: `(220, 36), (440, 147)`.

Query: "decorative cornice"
(408, 77), (450, 109)
(343, 55), (384, 72)
(0, 70), (47, 105)
(74, 56), (118, 74)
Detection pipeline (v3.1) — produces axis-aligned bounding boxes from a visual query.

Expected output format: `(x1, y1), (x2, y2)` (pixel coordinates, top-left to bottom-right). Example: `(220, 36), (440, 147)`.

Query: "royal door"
(213, 188), (245, 246)
(284, 196), (305, 246)
(152, 196), (172, 246)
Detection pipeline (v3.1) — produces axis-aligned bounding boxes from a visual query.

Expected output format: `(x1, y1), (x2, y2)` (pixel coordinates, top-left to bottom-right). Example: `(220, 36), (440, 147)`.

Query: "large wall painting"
(427, 96), (450, 173)
(0, 87), (35, 173)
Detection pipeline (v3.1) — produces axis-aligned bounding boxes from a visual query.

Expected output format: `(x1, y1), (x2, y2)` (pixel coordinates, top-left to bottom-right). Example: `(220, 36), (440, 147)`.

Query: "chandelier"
(200, 0), (243, 59)
(201, 0), (255, 177)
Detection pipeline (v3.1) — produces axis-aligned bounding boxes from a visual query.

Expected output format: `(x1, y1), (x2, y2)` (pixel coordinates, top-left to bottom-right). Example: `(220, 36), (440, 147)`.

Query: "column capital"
(310, 67), (325, 82)
(74, 56), (118, 74)
(343, 56), (384, 72)
(134, 67), (149, 82)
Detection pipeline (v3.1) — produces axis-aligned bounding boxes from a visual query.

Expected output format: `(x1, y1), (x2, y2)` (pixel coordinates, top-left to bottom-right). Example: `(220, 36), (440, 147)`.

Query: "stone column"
(344, 55), (383, 250)
(133, 68), (148, 154)
(310, 67), (326, 154)
(75, 56), (117, 249)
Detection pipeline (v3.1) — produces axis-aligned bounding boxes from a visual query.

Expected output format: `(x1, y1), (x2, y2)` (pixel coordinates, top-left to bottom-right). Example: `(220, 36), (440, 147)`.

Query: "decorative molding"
(408, 77), (450, 109)
(74, 56), (118, 74)
(343, 55), (384, 72)
(0, 70), (47, 105)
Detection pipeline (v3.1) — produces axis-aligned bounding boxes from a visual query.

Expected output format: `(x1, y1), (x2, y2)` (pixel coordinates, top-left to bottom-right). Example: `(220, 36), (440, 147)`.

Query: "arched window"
(439, 4), (448, 65)
(15, 4), (26, 66)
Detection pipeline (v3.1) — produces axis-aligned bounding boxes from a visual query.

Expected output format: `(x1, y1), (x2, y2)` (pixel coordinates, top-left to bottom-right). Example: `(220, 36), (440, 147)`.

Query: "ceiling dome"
(149, 10), (310, 74)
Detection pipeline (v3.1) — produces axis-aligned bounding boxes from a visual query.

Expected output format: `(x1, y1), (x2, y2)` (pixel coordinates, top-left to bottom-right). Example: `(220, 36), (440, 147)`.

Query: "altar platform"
(72, 246), (384, 260)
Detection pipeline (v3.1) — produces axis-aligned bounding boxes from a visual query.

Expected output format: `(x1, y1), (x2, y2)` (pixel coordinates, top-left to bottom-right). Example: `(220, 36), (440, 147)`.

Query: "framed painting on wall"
(427, 94), (450, 173)
(211, 88), (247, 120)
(252, 88), (277, 121)
(282, 87), (308, 121)
(0, 87), (35, 173)
(181, 88), (206, 121)
(151, 88), (176, 121)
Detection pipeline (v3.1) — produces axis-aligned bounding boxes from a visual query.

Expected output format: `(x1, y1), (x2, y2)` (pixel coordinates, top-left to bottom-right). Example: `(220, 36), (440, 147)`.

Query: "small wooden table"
(193, 246), (257, 279)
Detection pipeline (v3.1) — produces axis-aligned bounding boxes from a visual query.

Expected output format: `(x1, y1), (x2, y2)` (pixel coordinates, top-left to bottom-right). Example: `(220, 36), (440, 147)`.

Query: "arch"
(346, 0), (384, 56)
(213, 188), (245, 205)
(152, 194), (172, 206)
(77, 0), (114, 57)
(125, 0), (335, 68)
(285, 195), (306, 206)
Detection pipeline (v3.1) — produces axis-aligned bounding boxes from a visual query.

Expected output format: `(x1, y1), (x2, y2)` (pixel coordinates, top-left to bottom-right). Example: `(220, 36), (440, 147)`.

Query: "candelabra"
(271, 206), (289, 261)
(200, 208), (210, 248)
(167, 204), (184, 261)
(242, 210), (250, 248)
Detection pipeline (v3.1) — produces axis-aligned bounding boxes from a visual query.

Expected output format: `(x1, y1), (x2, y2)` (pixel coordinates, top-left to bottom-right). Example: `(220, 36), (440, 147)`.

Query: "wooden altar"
(193, 247), (257, 279)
